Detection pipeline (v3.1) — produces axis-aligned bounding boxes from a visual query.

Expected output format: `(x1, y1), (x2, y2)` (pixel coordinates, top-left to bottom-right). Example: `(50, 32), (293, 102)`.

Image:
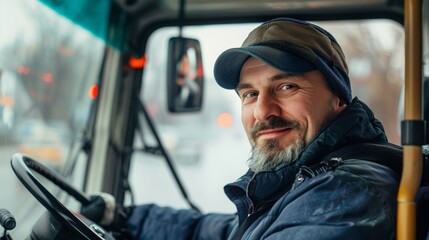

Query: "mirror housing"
(167, 37), (204, 112)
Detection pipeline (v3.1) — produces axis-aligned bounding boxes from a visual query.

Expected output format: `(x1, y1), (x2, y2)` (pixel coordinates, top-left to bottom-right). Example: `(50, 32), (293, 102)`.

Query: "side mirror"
(167, 37), (204, 112)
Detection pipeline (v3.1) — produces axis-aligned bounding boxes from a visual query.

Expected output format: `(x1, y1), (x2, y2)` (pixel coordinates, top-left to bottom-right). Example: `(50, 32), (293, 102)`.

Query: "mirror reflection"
(167, 37), (204, 112)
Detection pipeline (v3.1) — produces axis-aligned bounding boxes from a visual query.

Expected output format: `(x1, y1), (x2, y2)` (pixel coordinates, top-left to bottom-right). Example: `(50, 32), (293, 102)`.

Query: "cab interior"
(0, 0), (428, 239)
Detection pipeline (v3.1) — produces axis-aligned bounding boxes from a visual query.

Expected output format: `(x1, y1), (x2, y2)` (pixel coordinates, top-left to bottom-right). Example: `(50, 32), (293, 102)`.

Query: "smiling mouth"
(256, 127), (293, 140)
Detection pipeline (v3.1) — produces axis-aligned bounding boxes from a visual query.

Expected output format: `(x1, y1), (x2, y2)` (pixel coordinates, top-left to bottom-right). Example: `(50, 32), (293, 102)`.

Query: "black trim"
(401, 120), (426, 146)
(231, 206), (269, 240)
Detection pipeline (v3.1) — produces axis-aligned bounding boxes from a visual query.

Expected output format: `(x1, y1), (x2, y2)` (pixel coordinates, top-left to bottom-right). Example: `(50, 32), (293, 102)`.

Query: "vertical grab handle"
(397, 0), (423, 239)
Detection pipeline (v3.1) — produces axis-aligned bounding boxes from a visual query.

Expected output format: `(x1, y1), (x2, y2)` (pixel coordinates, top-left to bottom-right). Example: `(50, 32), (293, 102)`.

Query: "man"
(175, 52), (201, 109)
(85, 17), (400, 239)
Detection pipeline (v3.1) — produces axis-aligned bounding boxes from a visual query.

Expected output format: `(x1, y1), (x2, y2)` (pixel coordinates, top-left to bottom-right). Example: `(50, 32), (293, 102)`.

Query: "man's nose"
(254, 93), (281, 121)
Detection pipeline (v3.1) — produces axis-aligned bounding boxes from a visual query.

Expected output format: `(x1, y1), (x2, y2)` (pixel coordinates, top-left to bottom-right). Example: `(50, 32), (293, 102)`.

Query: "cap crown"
(243, 19), (349, 74)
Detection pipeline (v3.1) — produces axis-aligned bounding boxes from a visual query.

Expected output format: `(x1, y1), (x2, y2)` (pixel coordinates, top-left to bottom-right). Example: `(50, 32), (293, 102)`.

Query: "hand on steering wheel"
(11, 153), (114, 240)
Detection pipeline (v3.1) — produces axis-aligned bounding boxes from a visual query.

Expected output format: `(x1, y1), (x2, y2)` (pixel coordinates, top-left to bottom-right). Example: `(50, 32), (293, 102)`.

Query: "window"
(130, 20), (404, 213)
(0, 0), (105, 237)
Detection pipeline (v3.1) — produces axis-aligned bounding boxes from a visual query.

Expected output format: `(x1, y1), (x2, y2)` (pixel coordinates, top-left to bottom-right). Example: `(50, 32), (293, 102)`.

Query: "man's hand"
(80, 193), (131, 235)
(80, 193), (116, 226)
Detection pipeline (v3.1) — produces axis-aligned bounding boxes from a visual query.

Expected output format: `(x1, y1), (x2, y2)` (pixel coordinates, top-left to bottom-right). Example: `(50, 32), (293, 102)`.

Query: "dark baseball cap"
(214, 17), (352, 103)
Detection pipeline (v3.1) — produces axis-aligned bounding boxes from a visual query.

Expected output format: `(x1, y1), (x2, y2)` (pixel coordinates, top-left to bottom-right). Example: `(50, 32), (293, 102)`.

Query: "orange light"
(18, 66), (30, 75)
(217, 112), (233, 128)
(89, 85), (98, 99)
(129, 56), (146, 69)
(58, 46), (74, 56)
(18, 145), (61, 162)
(197, 65), (204, 78)
(42, 73), (53, 84)
(0, 96), (13, 107)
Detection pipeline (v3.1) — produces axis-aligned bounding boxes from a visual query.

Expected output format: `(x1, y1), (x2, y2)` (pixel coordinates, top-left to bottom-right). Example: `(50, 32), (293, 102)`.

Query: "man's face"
(176, 55), (191, 86)
(237, 57), (346, 172)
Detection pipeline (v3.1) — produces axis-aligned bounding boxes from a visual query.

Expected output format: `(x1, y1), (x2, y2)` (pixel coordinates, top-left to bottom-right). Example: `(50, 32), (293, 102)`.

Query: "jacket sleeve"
(126, 204), (236, 240)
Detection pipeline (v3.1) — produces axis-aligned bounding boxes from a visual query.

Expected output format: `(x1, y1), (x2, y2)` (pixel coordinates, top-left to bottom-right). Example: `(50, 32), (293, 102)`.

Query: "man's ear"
(334, 97), (347, 112)
(339, 100), (347, 111)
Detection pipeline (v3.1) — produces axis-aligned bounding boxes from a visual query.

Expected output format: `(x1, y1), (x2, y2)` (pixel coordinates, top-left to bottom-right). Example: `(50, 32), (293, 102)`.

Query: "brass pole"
(397, 0), (423, 239)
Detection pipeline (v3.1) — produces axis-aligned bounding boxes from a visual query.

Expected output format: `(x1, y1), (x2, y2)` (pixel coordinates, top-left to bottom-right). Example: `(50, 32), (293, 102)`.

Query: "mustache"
(251, 117), (301, 140)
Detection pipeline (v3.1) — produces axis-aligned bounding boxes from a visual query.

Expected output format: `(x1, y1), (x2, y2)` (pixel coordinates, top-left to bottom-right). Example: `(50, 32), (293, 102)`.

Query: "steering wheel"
(10, 153), (113, 240)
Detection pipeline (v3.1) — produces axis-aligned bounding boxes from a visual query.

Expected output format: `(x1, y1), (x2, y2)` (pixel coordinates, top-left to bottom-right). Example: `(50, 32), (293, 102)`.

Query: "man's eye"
(276, 83), (298, 96)
(244, 92), (257, 98)
(279, 84), (295, 91)
(241, 91), (257, 101)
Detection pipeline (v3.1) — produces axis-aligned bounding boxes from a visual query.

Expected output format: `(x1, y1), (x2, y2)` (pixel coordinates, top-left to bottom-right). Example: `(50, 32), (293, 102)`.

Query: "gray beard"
(248, 138), (305, 173)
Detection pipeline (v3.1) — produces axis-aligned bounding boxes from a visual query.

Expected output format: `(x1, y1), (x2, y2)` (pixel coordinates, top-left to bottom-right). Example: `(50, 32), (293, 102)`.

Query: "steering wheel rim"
(11, 153), (106, 240)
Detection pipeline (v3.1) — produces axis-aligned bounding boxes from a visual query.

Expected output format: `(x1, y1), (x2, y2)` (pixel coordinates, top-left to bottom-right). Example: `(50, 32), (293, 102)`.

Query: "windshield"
(130, 19), (404, 213)
(0, 0), (104, 238)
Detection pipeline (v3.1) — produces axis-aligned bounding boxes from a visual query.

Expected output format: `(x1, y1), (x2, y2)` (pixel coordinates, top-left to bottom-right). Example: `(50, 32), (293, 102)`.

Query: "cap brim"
(214, 45), (315, 89)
